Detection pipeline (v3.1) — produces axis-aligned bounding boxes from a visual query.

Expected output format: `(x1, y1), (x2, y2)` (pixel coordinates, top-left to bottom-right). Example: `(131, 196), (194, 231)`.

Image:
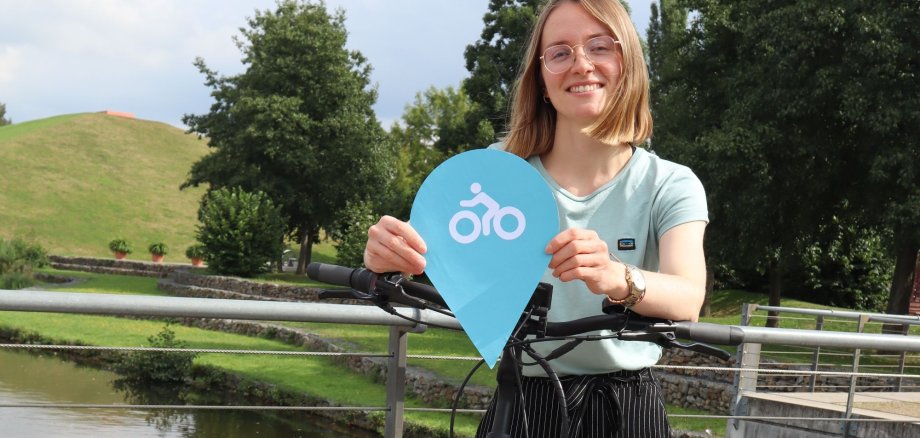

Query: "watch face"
(630, 266), (647, 291)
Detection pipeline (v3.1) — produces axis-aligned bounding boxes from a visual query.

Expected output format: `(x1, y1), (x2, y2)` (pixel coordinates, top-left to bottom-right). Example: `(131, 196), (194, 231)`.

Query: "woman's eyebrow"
(543, 32), (614, 47)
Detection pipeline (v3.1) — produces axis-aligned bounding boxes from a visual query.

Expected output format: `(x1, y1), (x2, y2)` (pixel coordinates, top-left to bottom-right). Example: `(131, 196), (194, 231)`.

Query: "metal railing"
(730, 303), (920, 438)
(3, 290), (920, 437)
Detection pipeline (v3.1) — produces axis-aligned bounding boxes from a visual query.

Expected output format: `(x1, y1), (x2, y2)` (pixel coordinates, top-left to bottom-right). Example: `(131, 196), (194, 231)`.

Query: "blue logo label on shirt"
(411, 149), (559, 367)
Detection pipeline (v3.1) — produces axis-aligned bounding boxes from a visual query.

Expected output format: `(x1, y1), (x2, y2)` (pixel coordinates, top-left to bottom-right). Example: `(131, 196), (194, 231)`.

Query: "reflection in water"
(0, 349), (375, 437)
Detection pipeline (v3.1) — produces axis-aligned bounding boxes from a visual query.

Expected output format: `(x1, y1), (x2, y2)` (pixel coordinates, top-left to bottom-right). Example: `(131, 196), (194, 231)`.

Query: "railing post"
(897, 323), (910, 392)
(842, 314), (868, 438)
(385, 325), (409, 438)
(729, 303), (760, 437)
(810, 315), (825, 392)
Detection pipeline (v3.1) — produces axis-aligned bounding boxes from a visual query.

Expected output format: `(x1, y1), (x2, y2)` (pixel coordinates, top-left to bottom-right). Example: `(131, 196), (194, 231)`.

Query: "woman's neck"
(541, 123), (634, 197)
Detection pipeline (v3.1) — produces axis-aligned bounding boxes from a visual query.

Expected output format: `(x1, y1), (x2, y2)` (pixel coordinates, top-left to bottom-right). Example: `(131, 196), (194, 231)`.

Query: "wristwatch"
(607, 253), (647, 308)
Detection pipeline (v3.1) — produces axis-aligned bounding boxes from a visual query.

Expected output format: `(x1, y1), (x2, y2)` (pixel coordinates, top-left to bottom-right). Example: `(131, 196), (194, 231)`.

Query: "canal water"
(0, 349), (376, 437)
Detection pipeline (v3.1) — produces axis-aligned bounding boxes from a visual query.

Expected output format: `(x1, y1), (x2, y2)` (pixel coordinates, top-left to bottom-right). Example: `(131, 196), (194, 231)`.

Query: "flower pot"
(151, 254), (165, 263)
(190, 257), (204, 267)
(114, 251), (127, 260)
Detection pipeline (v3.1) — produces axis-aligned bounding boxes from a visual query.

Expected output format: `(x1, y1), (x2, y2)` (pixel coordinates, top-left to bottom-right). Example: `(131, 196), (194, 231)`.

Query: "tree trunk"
(766, 259), (783, 328)
(296, 227), (314, 275)
(700, 266), (714, 318)
(882, 233), (919, 334)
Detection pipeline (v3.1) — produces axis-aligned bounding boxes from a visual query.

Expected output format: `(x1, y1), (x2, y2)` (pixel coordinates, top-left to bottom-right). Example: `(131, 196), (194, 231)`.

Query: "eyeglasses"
(539, 36), (620, 75)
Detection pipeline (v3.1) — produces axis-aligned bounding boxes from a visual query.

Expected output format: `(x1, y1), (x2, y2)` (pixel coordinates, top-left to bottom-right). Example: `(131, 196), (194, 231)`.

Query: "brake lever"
(617, 330), (731, 360)
(318, 288), (375, 301)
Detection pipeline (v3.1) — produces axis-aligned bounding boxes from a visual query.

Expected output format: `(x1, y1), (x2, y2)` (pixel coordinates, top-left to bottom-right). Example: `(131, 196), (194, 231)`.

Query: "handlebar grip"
(307, 263), (376, 293)
(674, 322), (745, 346)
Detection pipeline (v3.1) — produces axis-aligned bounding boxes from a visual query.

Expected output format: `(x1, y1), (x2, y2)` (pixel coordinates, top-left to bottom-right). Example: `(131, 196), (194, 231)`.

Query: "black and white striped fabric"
(475, 368), (670, 438)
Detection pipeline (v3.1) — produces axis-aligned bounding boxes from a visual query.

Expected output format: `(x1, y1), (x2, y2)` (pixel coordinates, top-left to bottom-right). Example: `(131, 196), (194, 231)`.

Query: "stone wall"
(50, 255), (182, 278)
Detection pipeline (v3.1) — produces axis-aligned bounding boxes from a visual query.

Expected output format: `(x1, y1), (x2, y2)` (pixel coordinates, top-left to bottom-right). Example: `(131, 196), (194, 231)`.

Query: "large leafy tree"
(182, 0), (391, 273)
(388, 85), (480, 219)
(649, 0), (919, 322)
(462, 0), (543, 142)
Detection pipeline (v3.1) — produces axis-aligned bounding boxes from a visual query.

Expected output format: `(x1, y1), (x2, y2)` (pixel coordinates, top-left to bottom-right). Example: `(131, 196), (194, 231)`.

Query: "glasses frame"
(539, 36), (621, 75)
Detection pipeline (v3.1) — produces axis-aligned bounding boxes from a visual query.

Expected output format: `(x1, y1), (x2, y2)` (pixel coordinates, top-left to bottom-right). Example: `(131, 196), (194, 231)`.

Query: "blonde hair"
(504, 0), (652, 158)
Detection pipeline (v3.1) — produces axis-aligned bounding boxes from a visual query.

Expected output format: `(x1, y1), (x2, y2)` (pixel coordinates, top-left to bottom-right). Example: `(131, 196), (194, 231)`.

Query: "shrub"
(148, 242), (169, 256)
(0, 238), (49, 289)
(185, 244), (207, 260)
(799, 220), (892, 312)
(328, 199), (377, 268)
(108, 238), (133, 255)
(196, 187), (286, 277)
(113, 324), (197, 386)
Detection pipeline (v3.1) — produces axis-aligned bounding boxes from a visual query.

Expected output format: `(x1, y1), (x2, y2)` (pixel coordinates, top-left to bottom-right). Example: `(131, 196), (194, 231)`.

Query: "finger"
(548, 238), (607, 269)
(545, 228), (598, 253)
(381, 216), (427, 254)
(552, 252), (606, 277)
(365, 237), (426, 274)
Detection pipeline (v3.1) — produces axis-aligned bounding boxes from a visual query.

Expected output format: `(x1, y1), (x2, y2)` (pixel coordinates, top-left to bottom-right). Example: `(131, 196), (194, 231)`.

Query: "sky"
(0, 0), (654, 129)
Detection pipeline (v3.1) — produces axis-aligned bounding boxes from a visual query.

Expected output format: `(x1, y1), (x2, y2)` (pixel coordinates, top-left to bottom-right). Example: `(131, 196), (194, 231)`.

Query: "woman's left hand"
(545, 228), (626, 300)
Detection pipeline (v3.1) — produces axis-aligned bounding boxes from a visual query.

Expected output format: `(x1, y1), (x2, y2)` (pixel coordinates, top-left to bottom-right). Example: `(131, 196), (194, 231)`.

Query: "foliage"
(184, 244), (207, 260)
(0, 102), (10, 126)
(798, 220), (892, 312)
(0, 237), (49, 289)
(461, 0), (542, 141)
(196, 187), (286, 277)
(147, 242), (169, 256)
(648, 0), (920, 314)
(113, 324), (197, 386)
(182, 0), (393, 274)
(328, 199), (377, 268)
(387, 85), (480, 219)
(108, 238), (133, 254)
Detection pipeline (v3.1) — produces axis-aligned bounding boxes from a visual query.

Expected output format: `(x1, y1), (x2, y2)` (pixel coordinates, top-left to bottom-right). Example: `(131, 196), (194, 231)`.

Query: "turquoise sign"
(410, 149), (559, 367)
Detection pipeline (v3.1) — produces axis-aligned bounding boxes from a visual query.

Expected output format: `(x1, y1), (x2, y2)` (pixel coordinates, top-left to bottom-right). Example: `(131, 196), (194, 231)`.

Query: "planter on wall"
(190, 258), (204, 267)
(151, 254), (165, 263)
(114, 251), (127, 260)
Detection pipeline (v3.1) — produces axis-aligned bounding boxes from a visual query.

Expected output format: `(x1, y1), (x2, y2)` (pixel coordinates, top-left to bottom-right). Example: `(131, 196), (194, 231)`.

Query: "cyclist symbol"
(449, 182), (526, 244)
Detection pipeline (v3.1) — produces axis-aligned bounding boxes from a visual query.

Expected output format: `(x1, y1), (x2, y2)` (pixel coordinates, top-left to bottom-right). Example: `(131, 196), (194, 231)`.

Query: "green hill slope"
(0, 113), (209, 259)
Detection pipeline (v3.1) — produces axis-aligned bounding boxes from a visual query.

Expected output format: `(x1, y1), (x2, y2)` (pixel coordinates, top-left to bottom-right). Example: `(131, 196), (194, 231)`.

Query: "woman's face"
(540, 2), (622, 126)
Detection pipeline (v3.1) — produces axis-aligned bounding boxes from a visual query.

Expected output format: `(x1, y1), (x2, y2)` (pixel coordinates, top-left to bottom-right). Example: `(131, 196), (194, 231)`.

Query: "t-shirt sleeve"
(653, 165), (709, 240)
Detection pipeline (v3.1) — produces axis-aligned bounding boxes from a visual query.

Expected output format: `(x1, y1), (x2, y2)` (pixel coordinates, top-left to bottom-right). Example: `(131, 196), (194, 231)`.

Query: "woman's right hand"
(364, 215), (427, 275)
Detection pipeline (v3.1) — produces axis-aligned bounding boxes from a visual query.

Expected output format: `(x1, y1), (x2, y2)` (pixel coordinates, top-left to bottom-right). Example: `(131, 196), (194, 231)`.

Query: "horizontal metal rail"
(0, 290), (461, 329)
(752, 304), (920, 326)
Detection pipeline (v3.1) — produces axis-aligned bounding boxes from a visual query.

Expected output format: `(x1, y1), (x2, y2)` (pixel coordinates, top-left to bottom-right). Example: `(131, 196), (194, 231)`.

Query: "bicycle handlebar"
(307, 262), (447, 308)
(306, 263), (741, 357)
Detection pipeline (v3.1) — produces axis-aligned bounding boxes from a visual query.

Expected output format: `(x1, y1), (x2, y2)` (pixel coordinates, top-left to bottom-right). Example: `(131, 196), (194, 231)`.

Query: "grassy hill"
(0, 113), (209, 259)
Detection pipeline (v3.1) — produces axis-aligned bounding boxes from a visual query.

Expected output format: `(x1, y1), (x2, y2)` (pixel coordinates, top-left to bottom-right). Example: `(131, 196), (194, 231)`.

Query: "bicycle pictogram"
(448, 182), (526, 244)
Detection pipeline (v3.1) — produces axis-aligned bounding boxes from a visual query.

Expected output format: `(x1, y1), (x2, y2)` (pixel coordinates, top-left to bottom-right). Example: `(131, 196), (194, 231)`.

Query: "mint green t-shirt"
(490, 143), (709, 376)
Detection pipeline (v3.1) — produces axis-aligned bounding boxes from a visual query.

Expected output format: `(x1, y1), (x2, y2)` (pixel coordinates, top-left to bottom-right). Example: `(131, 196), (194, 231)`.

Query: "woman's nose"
(570, 46), (594, 75)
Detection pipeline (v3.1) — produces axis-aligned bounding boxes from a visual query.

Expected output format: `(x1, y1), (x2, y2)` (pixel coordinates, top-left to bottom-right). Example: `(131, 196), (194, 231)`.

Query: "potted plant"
(185, 244), (207, 267)
(108, 238), (133, 260)
(148, 242), (169, 263)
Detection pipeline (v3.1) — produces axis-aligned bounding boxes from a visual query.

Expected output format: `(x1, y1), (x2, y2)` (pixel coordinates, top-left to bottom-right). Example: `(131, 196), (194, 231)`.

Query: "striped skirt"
(475, 368), (670, 437)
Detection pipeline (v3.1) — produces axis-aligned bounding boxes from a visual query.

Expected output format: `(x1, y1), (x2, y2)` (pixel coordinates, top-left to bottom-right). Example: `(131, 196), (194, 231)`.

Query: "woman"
(365, 0), (708, 436)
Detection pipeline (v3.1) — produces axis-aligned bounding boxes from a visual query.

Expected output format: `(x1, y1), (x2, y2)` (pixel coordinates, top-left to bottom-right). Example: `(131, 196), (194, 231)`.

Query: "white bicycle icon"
(448, 182), (526, 244)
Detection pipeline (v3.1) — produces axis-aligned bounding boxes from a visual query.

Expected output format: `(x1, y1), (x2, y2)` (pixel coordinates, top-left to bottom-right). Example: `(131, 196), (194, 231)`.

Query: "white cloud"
(0, 46), (22, 87)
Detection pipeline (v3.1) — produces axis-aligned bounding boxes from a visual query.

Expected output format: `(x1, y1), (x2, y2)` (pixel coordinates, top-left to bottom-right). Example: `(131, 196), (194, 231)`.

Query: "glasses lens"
(543, 45), (573, 74)
(585, 36), (618, 64)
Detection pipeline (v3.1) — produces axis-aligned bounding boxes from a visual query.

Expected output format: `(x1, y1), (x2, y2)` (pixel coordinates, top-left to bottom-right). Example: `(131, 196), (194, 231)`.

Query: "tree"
(462, 0), (542, 142)
(387, 85), (479, 219)
(182, 0), (392, 273)
(648, 0), (920, 325)
(0, 102), (11, 126)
